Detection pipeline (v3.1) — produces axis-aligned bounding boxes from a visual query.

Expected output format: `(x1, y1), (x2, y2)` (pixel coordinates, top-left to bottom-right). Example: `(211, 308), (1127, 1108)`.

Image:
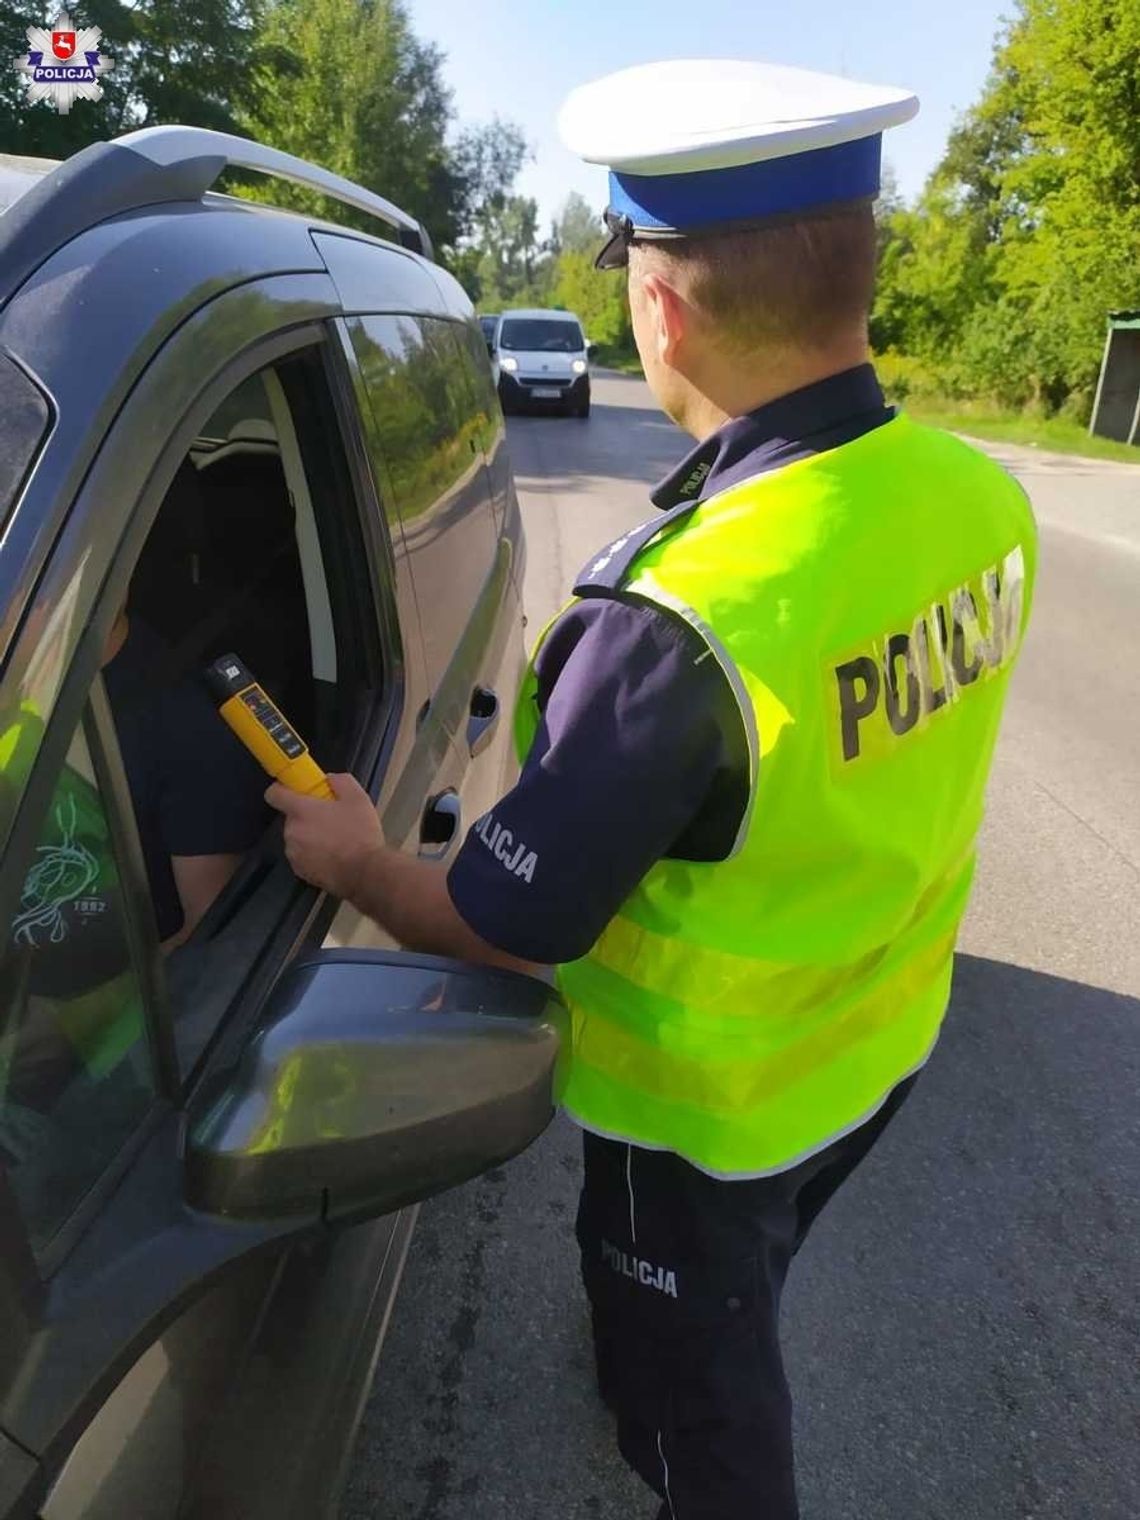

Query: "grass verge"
(593, 345), (644, 375)
(897, 401), (1140, 465)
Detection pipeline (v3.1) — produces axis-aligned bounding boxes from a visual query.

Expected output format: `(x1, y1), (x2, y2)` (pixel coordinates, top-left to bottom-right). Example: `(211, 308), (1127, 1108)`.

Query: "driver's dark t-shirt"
(103, 619), (270, 940)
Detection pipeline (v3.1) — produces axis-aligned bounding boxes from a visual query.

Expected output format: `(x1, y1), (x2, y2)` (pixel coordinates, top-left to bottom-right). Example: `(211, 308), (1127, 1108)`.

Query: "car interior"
(130, 367), (326, 760)
(123, 350), (382, 1072)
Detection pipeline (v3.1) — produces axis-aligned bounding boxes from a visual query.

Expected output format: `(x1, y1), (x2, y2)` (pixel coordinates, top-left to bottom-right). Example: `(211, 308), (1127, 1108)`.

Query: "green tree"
(873, 0), (1140, 413)
(469, 194), (542, 306)
(451, 117), (528, 237)
(242, 0), (466, 251)
(244, 7), (531, 275)
(0, 0), (276, 157)
(551, 190), (601, 256)
(553, 248), (631, 349)
(2, 0), (534, 307)
(988, 0), (1140, 406)
(871, 180), (995, 363)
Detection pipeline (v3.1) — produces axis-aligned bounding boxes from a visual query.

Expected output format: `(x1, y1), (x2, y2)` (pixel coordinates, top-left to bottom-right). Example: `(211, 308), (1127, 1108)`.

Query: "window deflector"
(85, 677), (178, 1097)
(262, 368), (338, 686)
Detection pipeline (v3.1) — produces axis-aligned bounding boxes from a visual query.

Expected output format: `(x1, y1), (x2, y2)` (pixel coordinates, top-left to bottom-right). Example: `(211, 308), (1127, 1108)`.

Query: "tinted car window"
(351, 315), (474, 517)
(0, 353), (51, 524)
(450, 321), (503, 466)
(499, 318), (583, 352)
(346, 313), (499, 685)
(0, 710), (154, 1254)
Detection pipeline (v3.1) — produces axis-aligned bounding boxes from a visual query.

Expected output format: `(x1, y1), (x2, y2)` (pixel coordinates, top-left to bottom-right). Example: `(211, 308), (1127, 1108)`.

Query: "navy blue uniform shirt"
(448, 365), (893, 964)
(104, 619), (271, 940)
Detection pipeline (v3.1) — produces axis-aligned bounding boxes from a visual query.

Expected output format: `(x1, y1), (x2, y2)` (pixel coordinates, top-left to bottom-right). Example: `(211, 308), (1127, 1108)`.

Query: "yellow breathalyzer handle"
(205, 654), (335, 800)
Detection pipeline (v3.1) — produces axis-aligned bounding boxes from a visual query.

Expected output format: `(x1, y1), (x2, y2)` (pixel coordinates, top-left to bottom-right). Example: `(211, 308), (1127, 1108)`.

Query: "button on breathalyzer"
(205, 654), (334, 800)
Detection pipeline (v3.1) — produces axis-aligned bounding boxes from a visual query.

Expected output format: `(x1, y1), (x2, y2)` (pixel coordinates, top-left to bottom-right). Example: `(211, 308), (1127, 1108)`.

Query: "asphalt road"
(342, 374), (1140, 1520)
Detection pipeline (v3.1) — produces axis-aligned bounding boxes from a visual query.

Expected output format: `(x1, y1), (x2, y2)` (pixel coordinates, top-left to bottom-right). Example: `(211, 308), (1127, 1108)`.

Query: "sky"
(409, 0), (1010, 233)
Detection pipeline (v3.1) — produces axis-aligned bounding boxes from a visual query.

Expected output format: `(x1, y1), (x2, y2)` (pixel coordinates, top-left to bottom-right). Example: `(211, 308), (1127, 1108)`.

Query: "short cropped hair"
(630, 202), (877, 355)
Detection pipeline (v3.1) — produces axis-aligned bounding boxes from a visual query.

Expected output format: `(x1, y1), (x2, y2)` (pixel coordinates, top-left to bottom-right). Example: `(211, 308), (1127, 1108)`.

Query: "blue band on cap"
(609, 134), (882, 232)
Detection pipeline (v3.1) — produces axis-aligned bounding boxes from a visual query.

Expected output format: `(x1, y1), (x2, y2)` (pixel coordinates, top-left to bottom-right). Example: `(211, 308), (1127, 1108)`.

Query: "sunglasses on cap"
(594, 207), (729, 269)
(595, 208), (635, 271)
(594, 199), (872, 272)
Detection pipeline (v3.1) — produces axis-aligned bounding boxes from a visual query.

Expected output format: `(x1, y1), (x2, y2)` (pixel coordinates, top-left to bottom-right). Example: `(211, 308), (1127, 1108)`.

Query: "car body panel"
(172, 1208), (418, 1520)
(0, 270), (428, 1517)
(333, 309), (525, 868)
(0, 175), (531, 1520)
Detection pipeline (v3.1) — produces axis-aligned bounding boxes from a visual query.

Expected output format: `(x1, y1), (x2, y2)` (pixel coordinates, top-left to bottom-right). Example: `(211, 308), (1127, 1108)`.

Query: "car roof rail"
(0, 124), (433, 314)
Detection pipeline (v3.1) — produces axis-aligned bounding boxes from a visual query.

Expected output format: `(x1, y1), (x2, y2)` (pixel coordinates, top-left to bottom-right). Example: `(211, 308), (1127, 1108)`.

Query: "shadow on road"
(506, 396), (688, 498)
(342, 954), (1139, 1520)
(788, 952), (1138, 1520)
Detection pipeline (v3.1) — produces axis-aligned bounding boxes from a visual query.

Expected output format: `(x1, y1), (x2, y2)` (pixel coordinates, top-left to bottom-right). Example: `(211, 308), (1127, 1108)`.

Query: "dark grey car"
(0, 128), (562, 1518)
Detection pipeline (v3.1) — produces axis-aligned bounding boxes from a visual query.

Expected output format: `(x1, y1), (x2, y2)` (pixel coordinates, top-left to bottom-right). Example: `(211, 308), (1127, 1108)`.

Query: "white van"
(495, 308), (593, 417)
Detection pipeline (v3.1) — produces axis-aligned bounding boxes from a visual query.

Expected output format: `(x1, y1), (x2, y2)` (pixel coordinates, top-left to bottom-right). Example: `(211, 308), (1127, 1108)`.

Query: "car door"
(447, 315), (522, 579)
(313, 235), (527, 899)
(0, 264), (547, 1520)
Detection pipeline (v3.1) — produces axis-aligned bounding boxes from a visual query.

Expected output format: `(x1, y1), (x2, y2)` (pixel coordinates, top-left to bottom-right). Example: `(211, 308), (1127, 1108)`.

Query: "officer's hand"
(265, 773), (384, 901)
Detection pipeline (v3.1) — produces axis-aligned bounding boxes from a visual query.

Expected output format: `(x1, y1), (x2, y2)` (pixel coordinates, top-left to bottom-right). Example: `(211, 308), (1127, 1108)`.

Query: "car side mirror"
(587, 343), (599, 360)
(185, 951), (565, 1223)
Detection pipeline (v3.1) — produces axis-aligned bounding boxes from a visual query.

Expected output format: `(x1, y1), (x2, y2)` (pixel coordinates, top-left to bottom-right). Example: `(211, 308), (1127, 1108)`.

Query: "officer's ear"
(634, 266), (691, 368)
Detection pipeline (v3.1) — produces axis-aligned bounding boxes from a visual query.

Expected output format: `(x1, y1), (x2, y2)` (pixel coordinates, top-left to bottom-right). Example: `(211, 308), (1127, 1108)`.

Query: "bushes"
(553, 251), (632, 349)
(872, 352), (947, 407)
(871, 0), (1140, 420)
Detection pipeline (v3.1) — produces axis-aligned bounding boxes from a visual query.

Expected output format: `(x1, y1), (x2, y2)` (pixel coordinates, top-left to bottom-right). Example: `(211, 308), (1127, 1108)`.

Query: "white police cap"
(558, 59), (919, 268)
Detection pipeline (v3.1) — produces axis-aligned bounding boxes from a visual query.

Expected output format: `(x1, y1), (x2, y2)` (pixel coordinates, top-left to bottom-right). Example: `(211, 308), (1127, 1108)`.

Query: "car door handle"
(419, 790), (461, 860)
(466, 687), (500, 757)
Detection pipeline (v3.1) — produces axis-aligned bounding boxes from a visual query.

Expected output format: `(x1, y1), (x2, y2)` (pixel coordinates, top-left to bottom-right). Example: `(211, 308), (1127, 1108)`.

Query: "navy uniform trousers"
(576, 1077), (916, 1519)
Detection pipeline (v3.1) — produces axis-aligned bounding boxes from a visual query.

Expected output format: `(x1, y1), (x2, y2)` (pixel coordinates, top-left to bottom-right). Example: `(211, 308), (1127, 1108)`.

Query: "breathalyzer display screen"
(204, 654), (254, 704)
(238, 687), (305, 759)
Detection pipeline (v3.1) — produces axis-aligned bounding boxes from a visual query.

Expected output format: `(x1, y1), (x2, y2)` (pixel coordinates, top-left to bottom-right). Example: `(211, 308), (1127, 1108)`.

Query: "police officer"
(268, 58), (1037, 1519)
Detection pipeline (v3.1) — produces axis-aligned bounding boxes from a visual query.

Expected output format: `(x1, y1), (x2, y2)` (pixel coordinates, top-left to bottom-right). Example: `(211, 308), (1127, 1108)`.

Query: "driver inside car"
(100, 599), (271, 952)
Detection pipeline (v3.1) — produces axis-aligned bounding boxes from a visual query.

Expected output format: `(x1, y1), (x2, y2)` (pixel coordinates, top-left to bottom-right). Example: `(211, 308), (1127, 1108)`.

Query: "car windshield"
(499, 318), (583, 353)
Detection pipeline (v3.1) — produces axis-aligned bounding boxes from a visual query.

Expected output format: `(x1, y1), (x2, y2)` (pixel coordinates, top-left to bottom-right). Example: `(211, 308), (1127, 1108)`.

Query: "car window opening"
(120, 349), (383, 1073)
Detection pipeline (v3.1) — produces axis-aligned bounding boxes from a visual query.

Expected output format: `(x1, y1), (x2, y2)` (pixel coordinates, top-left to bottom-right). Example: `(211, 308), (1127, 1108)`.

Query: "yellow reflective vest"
(515, 413), (1037, 1177)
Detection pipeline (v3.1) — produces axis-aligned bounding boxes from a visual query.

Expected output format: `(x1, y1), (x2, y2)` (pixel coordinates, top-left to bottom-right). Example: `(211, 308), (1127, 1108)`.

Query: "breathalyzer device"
(205, 653), (335, 800)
